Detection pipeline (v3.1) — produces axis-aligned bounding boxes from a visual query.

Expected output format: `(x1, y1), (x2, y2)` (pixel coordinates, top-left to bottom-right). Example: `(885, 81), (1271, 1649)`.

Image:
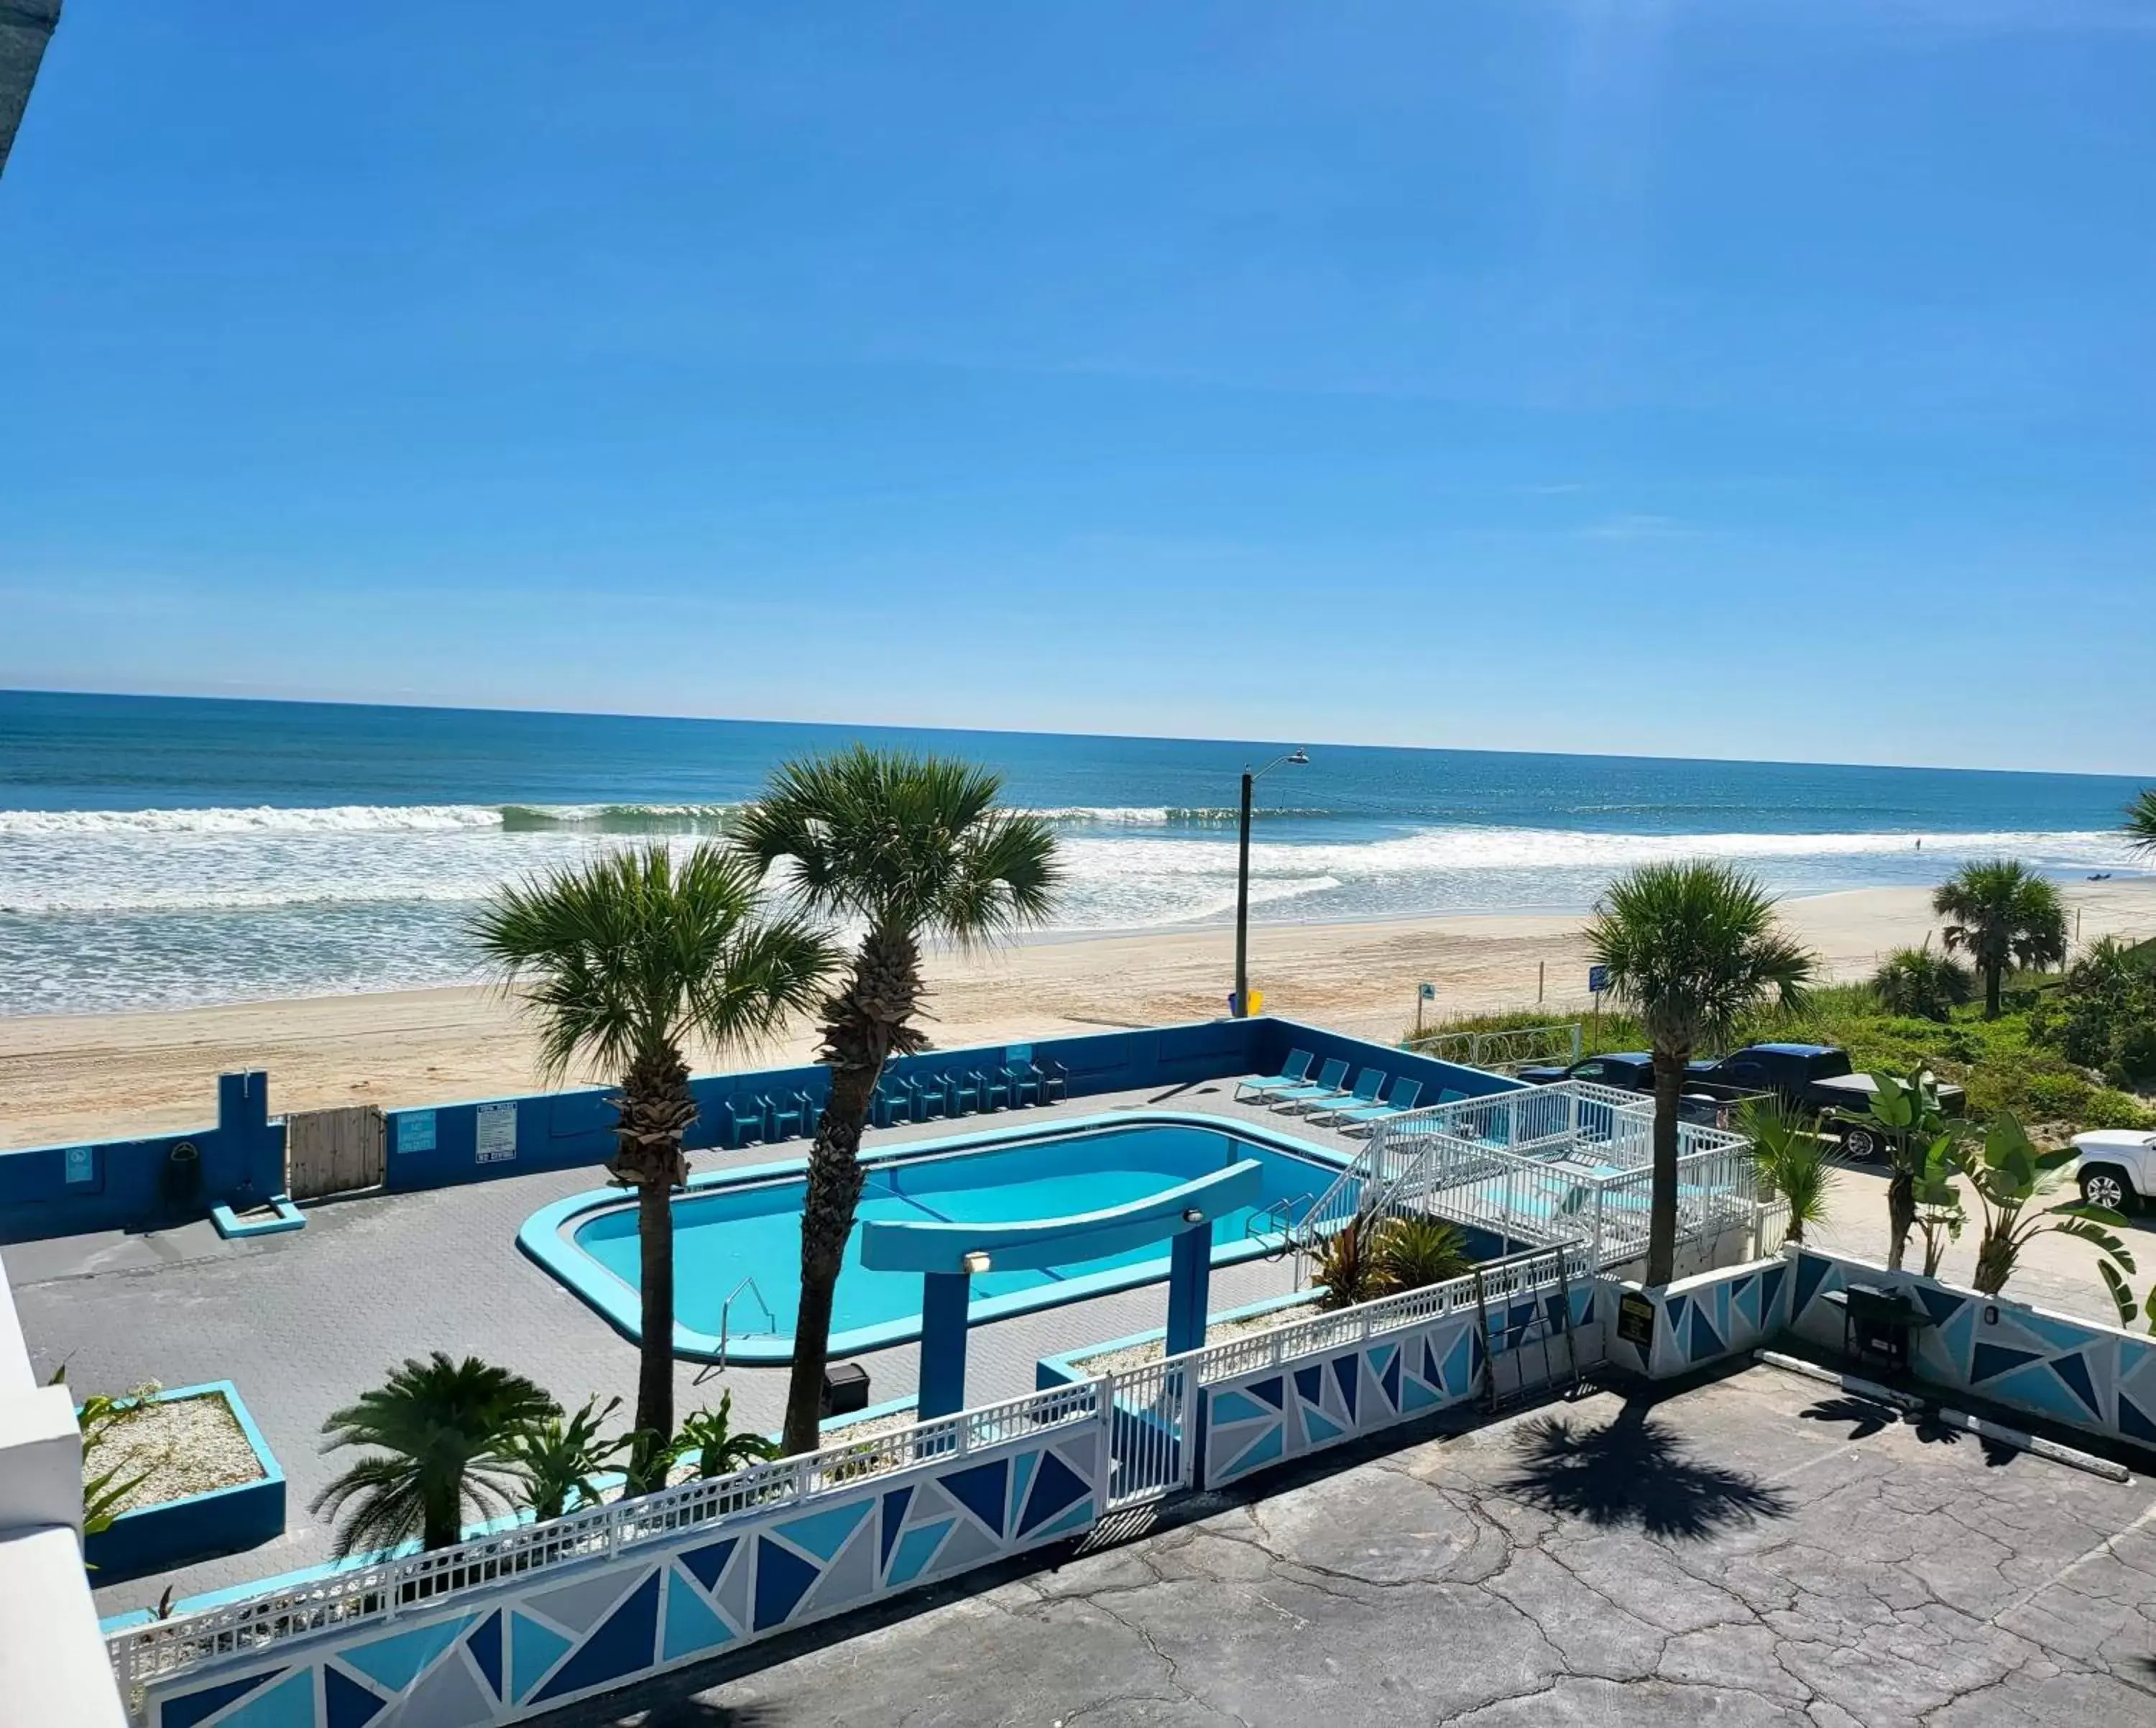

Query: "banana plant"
(1863, 1070), (1958, 1272)
(1905, 1132), (1966, 1280)
(1958, 1114), (2135, 1301)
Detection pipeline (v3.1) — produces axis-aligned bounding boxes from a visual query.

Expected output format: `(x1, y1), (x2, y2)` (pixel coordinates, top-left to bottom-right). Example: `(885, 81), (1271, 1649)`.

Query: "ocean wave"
(0, 799), (1342, 837)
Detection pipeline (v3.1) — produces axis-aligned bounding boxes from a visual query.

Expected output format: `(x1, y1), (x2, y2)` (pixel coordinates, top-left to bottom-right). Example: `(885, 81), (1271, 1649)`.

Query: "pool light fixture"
(962, 1249), (992, 1275)
(1181, 1207), (1206, 1224)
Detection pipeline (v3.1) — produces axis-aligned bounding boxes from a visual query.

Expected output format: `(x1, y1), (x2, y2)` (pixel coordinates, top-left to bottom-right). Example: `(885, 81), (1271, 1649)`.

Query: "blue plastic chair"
(872, 1077), (918, 1128)
(1235, 1049), (1314, 1103)
(909, 1072), (952, 1121)
(724, 1094), (771, 1147)
(1270, 1057), (1350, 1113)
(1037, 1058), (1069, 1102)
(975, 1067), (1013, 1111)
(1006, 1063), (1044, 1107)
(767, 1090), (814, 1140)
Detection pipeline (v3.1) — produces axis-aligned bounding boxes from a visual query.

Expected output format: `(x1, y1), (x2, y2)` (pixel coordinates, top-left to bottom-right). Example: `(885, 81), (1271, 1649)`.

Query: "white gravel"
(90, 1390), (264, 1517)
(1064, 1300), (1322, 1380)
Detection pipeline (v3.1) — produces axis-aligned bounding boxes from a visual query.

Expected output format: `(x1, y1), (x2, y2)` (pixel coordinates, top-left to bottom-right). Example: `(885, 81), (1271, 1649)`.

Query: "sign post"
(1414, 980), (1436, 1040)
(1587, 964), (1609, 1052)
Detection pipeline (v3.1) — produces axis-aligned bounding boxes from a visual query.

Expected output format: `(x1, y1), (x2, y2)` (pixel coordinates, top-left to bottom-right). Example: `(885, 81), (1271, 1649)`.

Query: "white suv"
(2070, 1129), (2155, 1213)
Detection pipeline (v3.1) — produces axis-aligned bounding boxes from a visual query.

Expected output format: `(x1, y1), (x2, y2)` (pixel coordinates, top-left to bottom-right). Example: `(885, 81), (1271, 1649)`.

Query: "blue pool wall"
(0, 1016), (1517, 1244)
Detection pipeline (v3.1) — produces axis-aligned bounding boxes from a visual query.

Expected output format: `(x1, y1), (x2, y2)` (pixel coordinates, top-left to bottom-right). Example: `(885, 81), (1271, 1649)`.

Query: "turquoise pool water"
(550, 1118), (1342, 1361)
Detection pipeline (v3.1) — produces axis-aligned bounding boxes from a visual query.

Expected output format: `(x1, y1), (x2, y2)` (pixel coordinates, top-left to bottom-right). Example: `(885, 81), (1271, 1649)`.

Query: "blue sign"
(1418, 983), (1437, 1001)
(1005, 1043), (1033, 1064)
(64, 1145), (95, 1186)
(1588, 965), (1610, 994)
(397, 1111), (437, 1154)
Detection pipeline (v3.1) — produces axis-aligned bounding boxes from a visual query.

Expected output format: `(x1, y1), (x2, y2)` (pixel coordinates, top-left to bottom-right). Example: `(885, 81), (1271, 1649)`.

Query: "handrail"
(717, 1276), (776, 1371)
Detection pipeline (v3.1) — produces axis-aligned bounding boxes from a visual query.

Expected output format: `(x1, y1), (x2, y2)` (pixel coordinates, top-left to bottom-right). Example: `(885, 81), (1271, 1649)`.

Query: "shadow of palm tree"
(1800, 1394), (1902, 1440)
(1501, 1399), (1793, 1540)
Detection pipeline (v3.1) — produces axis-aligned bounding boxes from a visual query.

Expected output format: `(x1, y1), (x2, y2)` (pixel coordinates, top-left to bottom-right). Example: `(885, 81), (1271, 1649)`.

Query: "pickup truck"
(1685, 1043), (1967, 1159)
(1514, 1052), (1766, 1127)
(2069, 1129), (2154, 1213)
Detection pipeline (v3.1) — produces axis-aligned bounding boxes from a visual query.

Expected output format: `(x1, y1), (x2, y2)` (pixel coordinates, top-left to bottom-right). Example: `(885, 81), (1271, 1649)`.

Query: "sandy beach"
(5, 878), (2155, 1152)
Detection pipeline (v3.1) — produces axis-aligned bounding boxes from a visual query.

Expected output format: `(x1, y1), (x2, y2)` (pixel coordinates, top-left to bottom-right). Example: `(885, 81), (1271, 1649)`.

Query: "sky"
(0, 1), (2150, 775)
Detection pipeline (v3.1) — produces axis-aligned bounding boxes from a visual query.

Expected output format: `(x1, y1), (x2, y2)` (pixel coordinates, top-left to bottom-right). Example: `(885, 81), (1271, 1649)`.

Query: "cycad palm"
(1585, 862), (1815, 1285)
(1932, 860), (2066, 1019)
(472, 842), (835, 1446)
(313, 1354), (556, 1555)
(735, 747), (1060, 1453)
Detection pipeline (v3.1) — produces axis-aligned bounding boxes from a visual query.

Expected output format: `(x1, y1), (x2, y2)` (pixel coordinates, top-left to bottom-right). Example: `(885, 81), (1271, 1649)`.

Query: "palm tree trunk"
(1646, 1049), (1683, 1287)
(1983, 960), (2001, 1020)
(1884, 1144), (1915, 1272)
(612, 1046), (696, 1453)
(782, 927), (929, 1457)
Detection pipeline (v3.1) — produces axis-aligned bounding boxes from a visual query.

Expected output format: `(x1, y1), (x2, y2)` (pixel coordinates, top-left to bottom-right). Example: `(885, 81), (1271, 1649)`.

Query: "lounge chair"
(1268, 1057), (1351, 1113)
(1308, 1067), (1387, 1125)
(1335, 1077), (1422, 1134)
(1235, 1049), (1314, 1103)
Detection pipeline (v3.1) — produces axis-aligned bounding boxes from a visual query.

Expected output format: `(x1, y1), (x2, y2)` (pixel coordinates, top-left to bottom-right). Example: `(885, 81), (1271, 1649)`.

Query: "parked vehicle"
(2068, 1129), (2154, 1213)
(1514, 1051), (1764, 1128)
(1683, 1043), (1967, 1158)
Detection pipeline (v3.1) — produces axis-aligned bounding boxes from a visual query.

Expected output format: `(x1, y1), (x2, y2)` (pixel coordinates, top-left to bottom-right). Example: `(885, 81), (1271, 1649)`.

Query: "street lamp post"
(1233, 748), (1308, 1017)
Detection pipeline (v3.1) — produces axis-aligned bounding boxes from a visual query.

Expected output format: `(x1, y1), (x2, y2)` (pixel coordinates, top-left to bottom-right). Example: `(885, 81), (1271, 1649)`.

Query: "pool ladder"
(694, 1277), (777, 1383)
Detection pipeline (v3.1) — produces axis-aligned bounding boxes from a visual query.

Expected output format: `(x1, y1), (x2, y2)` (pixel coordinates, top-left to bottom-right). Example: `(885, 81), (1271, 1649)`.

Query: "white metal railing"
(107, 1379), (1102, 1698)
(1749, 1198), (1794, 1259)
(1404, 1022), (1583, 1074)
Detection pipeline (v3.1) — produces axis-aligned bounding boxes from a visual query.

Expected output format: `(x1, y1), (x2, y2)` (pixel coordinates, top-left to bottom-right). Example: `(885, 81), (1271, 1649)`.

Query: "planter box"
(83, 1380), (285, 1583)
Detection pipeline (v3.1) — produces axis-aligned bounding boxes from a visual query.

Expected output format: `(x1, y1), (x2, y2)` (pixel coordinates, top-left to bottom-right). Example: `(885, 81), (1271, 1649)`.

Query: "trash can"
(821, 1361), (871, 1417)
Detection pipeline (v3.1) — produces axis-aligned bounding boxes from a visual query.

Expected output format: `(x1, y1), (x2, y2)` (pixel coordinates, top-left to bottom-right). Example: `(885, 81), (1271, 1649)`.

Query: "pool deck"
(5, 1075), (1371, 1616)
(540, 1363), (2156, 1727)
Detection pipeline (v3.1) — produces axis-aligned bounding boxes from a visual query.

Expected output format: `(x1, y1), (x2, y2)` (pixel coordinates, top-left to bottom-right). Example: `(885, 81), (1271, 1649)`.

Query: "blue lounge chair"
(1309, 1067), (1386, 1125)
(1335, 1077), (1422, 1134)
(1235, 1049), (1313, 1103)
(1269, 1057), (1350, 1113)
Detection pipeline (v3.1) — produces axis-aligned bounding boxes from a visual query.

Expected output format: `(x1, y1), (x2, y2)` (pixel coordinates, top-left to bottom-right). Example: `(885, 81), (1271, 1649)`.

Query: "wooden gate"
(285, 1106), (386, 1200)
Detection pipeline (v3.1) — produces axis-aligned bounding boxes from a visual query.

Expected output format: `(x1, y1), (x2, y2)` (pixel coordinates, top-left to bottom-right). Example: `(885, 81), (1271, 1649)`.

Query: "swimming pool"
(518, 1113), (1349, 1364)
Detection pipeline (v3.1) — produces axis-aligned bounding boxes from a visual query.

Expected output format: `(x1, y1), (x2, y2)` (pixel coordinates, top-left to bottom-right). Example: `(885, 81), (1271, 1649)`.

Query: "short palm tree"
(1871, 937), (1973, 1023)
(313, 1354), (556, 1556)
(735, 748), (1060, 1454)
(2124, 789), (2156, 855)
(1370, 1215), (1474, 1292)
(1932, 860), (2067, 1019)
(1585, 863), (1816, 1285)
(1738, 1098), (1833, 1247)
(472, 842), (835, 1449)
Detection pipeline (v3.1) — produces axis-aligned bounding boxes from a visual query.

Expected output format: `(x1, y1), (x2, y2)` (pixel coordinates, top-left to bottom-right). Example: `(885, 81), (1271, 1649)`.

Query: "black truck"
(1684, 1043), (1966, 1158)
(1519, 1042), (1966, 1155)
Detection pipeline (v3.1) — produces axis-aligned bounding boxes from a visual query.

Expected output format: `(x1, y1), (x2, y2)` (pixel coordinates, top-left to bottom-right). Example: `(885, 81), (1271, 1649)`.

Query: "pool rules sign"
(475, 1100), (518, 1164)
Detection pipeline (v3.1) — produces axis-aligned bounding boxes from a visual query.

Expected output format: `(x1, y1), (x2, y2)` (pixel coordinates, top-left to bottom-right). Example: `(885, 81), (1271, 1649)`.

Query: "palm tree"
(1871, 937), (1973, 1023)
(2125, 789), (2156, 856)
(1932, 860), (2067, 1019)
(473, 842), (835, 1449)
(1585, 862), (1815, 1286)
(313, 1354), (556, 1556)
(736, 748), (1060, 1454)
(1738, 1098), (1833, 1247)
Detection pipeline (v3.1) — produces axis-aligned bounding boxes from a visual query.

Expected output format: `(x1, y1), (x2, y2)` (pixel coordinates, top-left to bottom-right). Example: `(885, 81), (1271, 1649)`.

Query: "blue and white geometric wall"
(146, 1423), (1104, 1728)
(1199, 1285), (1598, 1490)
(1603, 1256), (1792, 1381)
(1786, 1249), (2156, 1452)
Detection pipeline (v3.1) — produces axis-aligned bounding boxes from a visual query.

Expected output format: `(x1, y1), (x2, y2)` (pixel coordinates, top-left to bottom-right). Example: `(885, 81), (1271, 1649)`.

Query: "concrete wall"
(0, 1072), (282, 1246)
(81, 1384), (285, 1584)
(1599, 1256), (1795, 1382)
(2, 1019), (1514, 1243)
(1784, 1248), (2156, 1454)
(135, 1413), (1107, 1728)
(0, 1241), (129, 1725)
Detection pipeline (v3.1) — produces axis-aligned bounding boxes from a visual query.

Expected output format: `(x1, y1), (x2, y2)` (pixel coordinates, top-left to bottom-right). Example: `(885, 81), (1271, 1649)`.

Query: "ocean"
(1, 689), (2147, 1018)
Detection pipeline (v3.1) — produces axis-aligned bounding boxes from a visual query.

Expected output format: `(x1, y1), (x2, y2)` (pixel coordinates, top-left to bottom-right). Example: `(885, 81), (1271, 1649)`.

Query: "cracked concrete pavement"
(545, 1364), (2156, 1728)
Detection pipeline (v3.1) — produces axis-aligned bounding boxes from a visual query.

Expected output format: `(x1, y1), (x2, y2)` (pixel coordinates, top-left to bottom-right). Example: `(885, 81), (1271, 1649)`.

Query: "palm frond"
(2125, 789), (2156, 857)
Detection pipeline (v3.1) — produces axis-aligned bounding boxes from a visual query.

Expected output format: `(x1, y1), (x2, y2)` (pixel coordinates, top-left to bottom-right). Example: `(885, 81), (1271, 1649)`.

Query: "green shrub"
(2021, 1072), (2092, 1121)
(2080, 1089), (2156, 1131)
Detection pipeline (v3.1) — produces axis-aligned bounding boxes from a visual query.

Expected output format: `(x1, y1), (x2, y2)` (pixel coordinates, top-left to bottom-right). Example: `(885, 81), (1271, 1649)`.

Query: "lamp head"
(1286, 748), (1309, 765)
(961, 1250), (992, 1275)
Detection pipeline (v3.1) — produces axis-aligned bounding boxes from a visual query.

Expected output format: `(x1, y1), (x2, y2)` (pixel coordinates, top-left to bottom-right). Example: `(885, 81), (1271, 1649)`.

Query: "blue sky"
(1, 1), (2150, 773)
